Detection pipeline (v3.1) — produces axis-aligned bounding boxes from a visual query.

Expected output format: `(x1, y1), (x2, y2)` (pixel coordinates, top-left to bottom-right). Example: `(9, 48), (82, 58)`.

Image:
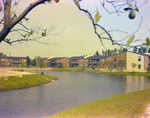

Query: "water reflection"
(0, 71), (150, 118)
(125, 75), (150, 93)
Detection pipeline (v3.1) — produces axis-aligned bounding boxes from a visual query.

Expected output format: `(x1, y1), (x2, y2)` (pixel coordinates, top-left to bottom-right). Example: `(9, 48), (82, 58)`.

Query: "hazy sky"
(0, 0), (150, 59)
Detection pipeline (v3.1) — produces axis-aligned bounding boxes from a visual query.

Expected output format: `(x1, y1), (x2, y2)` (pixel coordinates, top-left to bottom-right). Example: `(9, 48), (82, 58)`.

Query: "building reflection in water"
(125, 75), (150, 93)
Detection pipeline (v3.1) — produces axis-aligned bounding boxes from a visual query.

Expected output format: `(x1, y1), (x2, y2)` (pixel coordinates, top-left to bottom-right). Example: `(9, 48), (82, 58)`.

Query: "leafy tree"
(0, 0), (148, 51)
(118, 48), (123, 54)
(20, 62), (27, 71)
(123, 48), (127, 52)
(131, 63), (136, 72)
(31, 58), (36, 66)
(26, 56), (31, 66)
(73, 0), (149, 50)
(118, 60), (125, 72)
(0, 52), (6, 57)
(0, 0), (60, 45)
(102, 50), (105, 56)
(95, 51), (100, 56)
(133, 46), (137, 53)
(107, 49), (111, 56)
(143, 37), (150, 53)
(104, 60), (113, 72)
(113, 48), (118, 55)
(92, 65), (96, 70)
(138, 46), (146, 54)
(38, 57), (46, 68)
(146, 66), (150, 73)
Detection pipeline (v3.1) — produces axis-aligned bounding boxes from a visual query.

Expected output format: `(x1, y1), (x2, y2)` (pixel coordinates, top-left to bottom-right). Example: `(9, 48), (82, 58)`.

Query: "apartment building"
(0, 56), (27, 66)
(67, 56), (86, 67)
(106, 51), (150, 71)
(47, 57), (67, 68)
(85, 56), (109, 68)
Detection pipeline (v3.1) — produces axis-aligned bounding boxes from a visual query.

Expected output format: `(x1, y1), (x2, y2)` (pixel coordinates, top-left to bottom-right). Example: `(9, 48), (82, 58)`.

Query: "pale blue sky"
(0, 0), (150, 58)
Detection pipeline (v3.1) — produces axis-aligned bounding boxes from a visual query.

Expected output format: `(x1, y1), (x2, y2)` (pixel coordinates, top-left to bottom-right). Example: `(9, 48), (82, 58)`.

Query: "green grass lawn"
(53, 67), (150, 76)
(48, 89), (150, 118)
(52, 67), (87, 72)
(0, 74), (58, 91)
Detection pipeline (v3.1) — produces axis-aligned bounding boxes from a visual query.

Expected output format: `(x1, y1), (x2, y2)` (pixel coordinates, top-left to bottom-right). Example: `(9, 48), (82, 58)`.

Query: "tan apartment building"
(85, 56), (109, 68)
(47, 57), (67, 68)
(0, 56), (27, 66)
(106, 51), (150, 71)
(67, 56), (86, 67)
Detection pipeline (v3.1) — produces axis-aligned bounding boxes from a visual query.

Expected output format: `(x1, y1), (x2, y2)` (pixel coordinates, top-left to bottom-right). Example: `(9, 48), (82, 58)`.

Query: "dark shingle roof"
(0, 56), (26, 59)
(49, 57), (67, 60)
(7, 57), (27, 59)
(86, 56), (110, 59)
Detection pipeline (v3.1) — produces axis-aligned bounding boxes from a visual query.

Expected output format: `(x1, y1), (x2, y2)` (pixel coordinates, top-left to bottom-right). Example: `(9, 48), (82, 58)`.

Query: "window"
(3, 59), (4, 61)
(81, 59), (82, 62)
(89, 59), (92, 62)
(67, 64), (69, 66)
(86, 64), (87, 66)
(102, 64), (104, 67)
(138, 64), (141, 69)
(67, 60), (69, 62)
(138, 56), (141, 61)
(86, 59), (88, 62)
(114, 64), (116, 68)
(114, 57), (116, 61)
(77, 59), (79, 62)
(102, 59), (104, 62)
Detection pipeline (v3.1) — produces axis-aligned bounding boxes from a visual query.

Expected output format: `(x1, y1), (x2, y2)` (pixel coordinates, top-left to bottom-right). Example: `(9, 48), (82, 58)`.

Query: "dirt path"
(141, 104), (150, 118)
(0, 68), (34, 77)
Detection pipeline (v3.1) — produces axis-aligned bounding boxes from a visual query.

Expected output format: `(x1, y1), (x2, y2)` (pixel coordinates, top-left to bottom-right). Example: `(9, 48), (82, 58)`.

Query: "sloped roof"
(86, 56), (110, 59)
(49, 57), (67, 60)
(128, 51), (150, 57)
(0, 56), (26, 59)
(68, 56), (84, 59)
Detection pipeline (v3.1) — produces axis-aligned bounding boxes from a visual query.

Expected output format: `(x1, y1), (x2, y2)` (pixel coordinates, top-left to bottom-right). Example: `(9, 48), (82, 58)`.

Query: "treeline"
(0, 52), (6, 57)
(94, 46), (150, 57)
(26, 56), (46, 68)
(93, 48), (128, 56)
(133, 46), (150, 53)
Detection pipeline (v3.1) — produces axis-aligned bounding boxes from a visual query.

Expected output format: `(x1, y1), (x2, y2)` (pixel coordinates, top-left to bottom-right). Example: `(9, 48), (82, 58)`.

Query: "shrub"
(146, 66), (150, 73)
(92, 65), (96, 70)
(41, 71), (44, 75)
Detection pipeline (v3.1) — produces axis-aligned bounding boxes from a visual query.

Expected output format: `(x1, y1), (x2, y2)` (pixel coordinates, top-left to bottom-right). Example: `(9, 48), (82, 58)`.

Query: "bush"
(41, 71), (44, 75)
(92, 65), (96, 70)
(146, 66), (150, 73)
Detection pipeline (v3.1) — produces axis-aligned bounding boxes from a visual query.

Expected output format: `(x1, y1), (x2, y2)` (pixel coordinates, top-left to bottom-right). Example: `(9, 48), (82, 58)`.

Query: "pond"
(0, 71), (150, 118)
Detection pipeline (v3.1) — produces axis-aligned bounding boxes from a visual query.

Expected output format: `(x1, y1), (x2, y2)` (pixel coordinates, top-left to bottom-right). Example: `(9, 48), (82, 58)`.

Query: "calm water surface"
(0, 71), (150, 118)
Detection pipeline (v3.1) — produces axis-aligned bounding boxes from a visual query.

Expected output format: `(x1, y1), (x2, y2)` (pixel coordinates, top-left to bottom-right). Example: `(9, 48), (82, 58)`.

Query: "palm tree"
(118, 60), (125, 72)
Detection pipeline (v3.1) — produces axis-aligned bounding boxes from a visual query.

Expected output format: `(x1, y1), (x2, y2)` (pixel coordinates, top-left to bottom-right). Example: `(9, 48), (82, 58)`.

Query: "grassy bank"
(0, 74), (58, 91)
(48, 89), (150, 118)
(52, 67), (87, 72)
(52, 67), (150, 76)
